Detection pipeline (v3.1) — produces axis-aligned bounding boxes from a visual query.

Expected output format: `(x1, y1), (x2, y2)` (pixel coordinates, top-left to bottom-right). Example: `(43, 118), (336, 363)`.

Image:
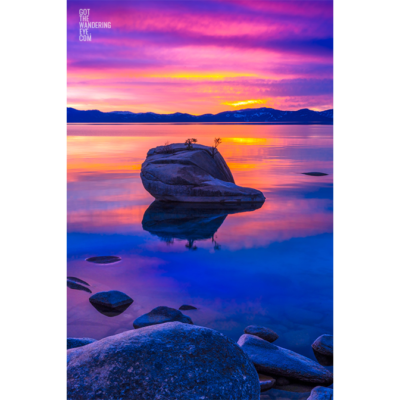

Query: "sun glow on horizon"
(222, 99), (268, 107)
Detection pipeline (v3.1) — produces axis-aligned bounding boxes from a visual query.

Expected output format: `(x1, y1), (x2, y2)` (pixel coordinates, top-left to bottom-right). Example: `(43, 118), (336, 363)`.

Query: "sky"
(67, 0), (333, 115)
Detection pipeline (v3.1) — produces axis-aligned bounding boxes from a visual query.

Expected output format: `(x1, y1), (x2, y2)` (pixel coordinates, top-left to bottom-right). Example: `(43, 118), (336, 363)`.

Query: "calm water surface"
(67, 124), (333, 399)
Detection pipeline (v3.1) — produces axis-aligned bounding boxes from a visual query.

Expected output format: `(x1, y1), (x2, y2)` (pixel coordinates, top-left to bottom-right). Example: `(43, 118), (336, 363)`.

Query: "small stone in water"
(86, 256), (121, 264)
(67, 277), (90, 286)
(302, 172), (328, 176)
(179, 305), (197, 310)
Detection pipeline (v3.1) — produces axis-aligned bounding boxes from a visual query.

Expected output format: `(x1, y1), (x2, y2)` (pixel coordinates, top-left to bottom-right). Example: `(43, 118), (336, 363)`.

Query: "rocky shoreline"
(67, 301), (333, 399)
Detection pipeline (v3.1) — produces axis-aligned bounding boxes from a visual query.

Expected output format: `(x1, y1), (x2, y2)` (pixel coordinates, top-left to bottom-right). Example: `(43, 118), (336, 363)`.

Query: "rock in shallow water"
(67, 277), (90, 286)
(179, 304), (197, 310)
(308, 386), (333, 399)
(312, 334), (333, 357)
(302, 172), (328, 177)
(244, 325), (279, 343)
(89, 290), (133, 308)
(140, 143), (265, 203)
(85, 255), (121, 264)
(133, 306), (193, 329)
(238, 334), (333, 386)
(67, 322), (260, 400)
(67, 279), (92, 294)
(67, 338), (96, 350)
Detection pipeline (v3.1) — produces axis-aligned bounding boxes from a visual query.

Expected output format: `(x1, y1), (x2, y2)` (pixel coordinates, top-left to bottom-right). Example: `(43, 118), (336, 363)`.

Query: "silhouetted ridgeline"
(67, 107), (333, 124)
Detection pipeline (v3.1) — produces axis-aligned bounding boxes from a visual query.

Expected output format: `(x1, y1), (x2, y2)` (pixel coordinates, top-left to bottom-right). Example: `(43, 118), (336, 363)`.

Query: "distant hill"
(67, 107), (333, 124)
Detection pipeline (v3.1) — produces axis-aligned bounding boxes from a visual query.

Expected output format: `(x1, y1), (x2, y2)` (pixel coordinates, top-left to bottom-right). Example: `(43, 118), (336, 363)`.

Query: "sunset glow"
(67, 0), (333, 114)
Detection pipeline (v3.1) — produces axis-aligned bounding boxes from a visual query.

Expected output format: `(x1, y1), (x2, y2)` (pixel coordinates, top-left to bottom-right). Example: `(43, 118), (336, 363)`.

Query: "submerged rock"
(140, 143), (265, 203)
(308, 386), (333, 399)
(89, 290), (133, 308)
(238, 334), (333, 385)
(179, 305), (197, 310)
(133, 306), (193, 329)
(244, 325), (279, 343)
(312, 335), (333, 357)
(67, 322), (260, 399)
(67, 337), (96, 350)
(86, 255), (121, 264)
(67, 279), (92, 294)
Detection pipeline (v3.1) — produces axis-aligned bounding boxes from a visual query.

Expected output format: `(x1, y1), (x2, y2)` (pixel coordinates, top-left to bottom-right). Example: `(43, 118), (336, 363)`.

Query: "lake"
(67, 123), (333, 399)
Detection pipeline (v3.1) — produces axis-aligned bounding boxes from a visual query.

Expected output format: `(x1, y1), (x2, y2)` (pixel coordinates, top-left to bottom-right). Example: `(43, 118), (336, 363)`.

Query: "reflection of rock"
(89, 291), (133, 317)
(67, 322), (260, 399)
(244, 325), (279, 343)
(179, 305), (197, 311)
(140, 143), (265, 203)
(67, 338), (96, 350)
(67, 279), (92, 294)
(86, 256), (121, 264)
(238, 334), (333, 386)
(67, 277), (90, 286)
(133, 306), (193, 329)
(308, 386), (333, 399)
(142, 201), (263, 248)
(90, 302), (132, 317)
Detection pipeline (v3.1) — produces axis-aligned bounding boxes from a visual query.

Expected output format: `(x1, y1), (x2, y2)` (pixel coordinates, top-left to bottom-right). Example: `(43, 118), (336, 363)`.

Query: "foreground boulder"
(244, 325), (278, 343)
(67, 322), (260, 399)
(312, 335), (333, 357)
(89, 290), (133, 309)
(238, 334), (333, 385)
(308, 386), (333, 399)
(133, 306), (193, 329)
(140, 143), (265, 203)
(67, 338), (96, 350)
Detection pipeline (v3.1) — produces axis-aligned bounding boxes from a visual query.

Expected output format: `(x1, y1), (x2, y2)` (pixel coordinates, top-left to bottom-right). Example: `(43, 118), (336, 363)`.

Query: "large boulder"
(308, 386), (333, 399)
(67, 322), (260, 399)
(140, 143), (265, 203)
(238, 334), (333, 386)
(133, 306), (193, 329)
(312, 335), (333, 357)
(244, 325), (279, 343)
(67, 338), (96, 350)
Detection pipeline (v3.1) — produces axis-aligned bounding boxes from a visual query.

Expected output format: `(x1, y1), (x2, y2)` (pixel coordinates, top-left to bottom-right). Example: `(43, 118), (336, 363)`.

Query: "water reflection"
(89, 302), (133, 317)
(142, 201), (264, 250)
(67, 124), (333, 388)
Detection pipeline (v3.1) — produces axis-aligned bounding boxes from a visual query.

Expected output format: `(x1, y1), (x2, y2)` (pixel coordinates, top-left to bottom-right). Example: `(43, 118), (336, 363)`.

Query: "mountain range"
(67, 107), (333, 124)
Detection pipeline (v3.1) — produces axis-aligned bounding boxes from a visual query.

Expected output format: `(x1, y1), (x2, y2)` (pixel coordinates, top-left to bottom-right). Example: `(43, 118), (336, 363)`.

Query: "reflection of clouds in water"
(67, 125), (333, 363)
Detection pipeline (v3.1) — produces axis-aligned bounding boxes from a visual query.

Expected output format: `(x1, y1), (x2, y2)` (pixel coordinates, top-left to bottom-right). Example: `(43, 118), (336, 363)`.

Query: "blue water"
(67, 124), (333, 398)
